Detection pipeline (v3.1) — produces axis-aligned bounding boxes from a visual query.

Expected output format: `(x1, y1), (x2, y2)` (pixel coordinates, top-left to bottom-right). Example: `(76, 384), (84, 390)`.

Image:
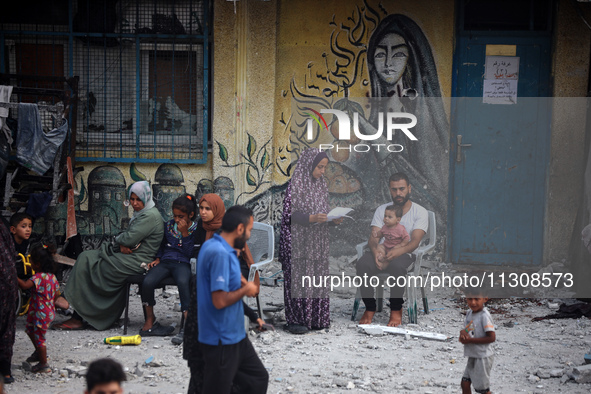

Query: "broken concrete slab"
(572, 364), (591, 383)
(359, 326), (385, 336)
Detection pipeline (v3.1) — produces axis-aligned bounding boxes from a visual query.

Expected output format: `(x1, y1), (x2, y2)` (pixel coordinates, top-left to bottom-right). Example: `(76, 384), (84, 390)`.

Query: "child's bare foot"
(359, 310), (375, 325)
(387, 309), (402, 327)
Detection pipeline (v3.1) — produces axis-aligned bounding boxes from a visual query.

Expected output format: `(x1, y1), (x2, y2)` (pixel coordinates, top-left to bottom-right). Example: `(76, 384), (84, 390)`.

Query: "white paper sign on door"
(484, 55), (519, 104)
(483, 79), (518, 105)
(485, 56), (519, 80)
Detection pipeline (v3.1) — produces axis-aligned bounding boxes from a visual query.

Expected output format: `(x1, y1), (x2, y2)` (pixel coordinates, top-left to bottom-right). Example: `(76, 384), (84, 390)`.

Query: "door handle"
(456, 135), (472, 163)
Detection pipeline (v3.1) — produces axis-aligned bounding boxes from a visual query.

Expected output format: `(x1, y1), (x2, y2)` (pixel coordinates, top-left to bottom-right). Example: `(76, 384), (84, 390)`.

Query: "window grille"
(0, 0), (210, 163)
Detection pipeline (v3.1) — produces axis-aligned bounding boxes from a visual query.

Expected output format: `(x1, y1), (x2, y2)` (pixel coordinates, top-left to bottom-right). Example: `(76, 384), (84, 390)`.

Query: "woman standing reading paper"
(54, 181), (164, 330)
(279, 148), (342, 335)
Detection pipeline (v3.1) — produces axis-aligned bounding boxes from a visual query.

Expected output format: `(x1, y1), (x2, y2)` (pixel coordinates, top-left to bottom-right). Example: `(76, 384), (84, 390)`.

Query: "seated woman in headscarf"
(53, 181), (164, 330)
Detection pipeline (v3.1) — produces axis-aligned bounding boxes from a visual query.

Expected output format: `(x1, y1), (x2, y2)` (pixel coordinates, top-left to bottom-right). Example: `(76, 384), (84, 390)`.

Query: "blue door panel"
(451, 35), (551, 266)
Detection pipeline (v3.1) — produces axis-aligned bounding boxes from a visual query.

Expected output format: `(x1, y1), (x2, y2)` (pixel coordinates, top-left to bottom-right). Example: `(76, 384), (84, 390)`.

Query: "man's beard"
(234, 232), (248, 249)
(392, 194), (410, 206)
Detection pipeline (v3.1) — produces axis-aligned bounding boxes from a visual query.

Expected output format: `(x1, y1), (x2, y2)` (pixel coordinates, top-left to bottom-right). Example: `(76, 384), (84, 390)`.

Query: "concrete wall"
(30, 0), (591, 266)
(210, 0), (279, 222)
(546, 0), (591, 263)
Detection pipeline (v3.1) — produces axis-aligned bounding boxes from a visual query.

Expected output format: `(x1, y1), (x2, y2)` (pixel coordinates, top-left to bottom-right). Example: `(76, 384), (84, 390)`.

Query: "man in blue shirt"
(197, 205), (268, 393)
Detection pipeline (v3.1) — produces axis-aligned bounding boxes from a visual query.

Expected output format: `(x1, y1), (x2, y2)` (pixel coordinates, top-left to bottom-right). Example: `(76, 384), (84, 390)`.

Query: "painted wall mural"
(35, 160), (264, 237)
(29, 1), (449, 258)
(37, 163), (201, 237)
(216, 133), (273, 204)
(281, 2), (449, 236)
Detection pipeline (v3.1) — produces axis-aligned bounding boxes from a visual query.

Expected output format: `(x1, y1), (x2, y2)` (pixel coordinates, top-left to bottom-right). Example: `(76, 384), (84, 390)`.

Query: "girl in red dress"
(17, 244), (59, 373)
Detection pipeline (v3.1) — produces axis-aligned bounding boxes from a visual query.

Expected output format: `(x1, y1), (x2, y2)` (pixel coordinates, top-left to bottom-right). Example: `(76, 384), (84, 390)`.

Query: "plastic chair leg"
(376, 285), (384, 312)
(256, 295), (263, 319)
(124, 283), (131, 335)
(351, 287), (361, 321)
(15, 289), (22, 315)
(421, 286), (429, 315)
(407, 280), (417, 324)
(408, 299), (418, 324)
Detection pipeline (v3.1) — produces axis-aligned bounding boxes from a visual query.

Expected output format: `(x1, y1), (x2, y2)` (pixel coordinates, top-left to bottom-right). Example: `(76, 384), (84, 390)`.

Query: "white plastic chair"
(245, 222), (275, 318)
(351, 210), (436, 324)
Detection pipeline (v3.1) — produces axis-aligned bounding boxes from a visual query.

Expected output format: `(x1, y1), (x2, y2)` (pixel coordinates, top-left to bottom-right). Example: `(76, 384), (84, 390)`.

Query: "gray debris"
(133, 363), (144, 377)
(572, 364), (591, 383)
(65, 365), (87, 377)
(528, 374), (540, 383)
(359, 325), (384, 336)
(549, 369), (563, 378)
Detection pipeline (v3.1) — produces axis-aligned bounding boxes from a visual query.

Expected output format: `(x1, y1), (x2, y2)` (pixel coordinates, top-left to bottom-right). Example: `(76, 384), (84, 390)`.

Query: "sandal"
(26, 351), (40, 363)
(31, 363), (51, 374)
(171, 328), (184, 345)
(283, 324), (309, 335)
(51, 321), (86, 331)
(139, 322), (175, 337)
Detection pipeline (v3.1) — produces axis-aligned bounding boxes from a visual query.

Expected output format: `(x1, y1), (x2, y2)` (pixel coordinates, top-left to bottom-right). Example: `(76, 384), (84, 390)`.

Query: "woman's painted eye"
(393, 52), (407, 58)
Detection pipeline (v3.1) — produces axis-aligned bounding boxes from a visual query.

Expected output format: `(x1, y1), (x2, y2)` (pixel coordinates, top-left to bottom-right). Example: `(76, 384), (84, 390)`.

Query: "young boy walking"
(459, 292), (496, 394)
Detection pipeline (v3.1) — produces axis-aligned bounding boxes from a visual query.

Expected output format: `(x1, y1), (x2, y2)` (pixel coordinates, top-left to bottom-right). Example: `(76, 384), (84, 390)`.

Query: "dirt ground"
(5, 260), (591, 394)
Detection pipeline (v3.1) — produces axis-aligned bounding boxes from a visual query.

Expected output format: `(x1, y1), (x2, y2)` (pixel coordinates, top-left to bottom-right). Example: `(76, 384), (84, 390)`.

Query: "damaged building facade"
(1, 0), (590, 284)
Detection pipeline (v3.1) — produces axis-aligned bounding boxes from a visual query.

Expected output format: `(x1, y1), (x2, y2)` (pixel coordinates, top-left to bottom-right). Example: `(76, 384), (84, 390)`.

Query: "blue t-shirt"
(197, 233), (245, 346)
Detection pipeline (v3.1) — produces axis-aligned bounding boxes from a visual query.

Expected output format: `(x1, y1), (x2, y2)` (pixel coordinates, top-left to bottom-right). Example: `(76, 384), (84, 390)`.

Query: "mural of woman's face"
(373, 33), (409, 87)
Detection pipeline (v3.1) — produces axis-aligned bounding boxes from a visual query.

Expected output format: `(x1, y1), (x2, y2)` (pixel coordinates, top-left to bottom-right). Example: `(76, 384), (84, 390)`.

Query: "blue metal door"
(450, 35), (551, 265)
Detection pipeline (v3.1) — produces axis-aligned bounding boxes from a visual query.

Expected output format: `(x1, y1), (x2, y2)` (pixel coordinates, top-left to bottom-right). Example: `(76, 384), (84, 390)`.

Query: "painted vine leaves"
(216, 133), (272, 202)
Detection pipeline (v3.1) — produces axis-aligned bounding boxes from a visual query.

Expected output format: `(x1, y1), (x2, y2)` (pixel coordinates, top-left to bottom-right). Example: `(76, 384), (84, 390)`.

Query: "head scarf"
(311, 151), (329, 175)
(128, 181), (155, 222)
(199, 194), (225, 240)
(198, 193), (255, 267)
(290, 148), (330, 216)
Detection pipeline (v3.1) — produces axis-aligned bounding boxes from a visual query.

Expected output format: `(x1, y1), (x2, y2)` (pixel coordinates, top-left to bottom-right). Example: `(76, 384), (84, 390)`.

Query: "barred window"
(0, 0), (210, 164)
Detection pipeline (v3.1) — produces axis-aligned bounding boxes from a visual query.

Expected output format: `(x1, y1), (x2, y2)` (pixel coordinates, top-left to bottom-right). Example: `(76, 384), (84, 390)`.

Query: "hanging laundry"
(26, 191), (53, 220)
(0, 85), (14, 179)
(16, 103), (68, 175)
(0, 85), (13, 130)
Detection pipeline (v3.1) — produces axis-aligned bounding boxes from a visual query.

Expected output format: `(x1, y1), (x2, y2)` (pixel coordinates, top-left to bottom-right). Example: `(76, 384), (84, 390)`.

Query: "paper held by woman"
(327, 207), (354, 221)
